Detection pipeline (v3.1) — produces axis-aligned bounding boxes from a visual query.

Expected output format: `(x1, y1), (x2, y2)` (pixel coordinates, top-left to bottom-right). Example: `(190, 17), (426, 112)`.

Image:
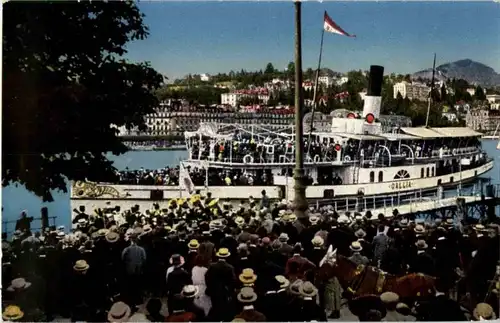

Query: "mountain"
(412, 59), (500, 87)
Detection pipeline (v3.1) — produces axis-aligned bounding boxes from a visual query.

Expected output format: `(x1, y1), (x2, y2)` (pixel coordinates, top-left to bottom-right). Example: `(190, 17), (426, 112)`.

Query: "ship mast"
(425, 53), (437, 128)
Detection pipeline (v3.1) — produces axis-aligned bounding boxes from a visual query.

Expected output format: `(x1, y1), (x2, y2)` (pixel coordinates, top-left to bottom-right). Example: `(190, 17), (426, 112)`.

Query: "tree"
(286, 61), (295, 76)
(3, 2), (163, 201)
(474, 86), (486, 101)
(264, 62), (275, 74)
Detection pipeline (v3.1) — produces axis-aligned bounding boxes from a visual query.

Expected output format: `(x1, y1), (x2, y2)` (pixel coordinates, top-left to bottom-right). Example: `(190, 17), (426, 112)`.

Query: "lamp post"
(293, 0), (309, 221)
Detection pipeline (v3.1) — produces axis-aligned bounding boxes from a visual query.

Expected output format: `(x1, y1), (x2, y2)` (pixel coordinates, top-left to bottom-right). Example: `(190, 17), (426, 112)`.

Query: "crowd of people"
(2, 190), (500, 322)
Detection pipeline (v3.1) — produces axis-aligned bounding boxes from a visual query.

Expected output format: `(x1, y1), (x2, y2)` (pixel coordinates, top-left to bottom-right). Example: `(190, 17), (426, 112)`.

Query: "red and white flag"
(324, 11), (356, 37)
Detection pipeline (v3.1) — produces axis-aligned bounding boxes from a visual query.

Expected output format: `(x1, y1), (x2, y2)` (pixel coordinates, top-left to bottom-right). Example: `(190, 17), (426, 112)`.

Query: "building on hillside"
(393, 81), (430, 101)
(336, 76), (349, 86)
(486, 94), (500, 104)
(465, 109), (500, 133)
(466, 88), (476, 97)
(200, 74), (211, 82)
(318, 75), (334, 88)
(221, 89), (270, 107)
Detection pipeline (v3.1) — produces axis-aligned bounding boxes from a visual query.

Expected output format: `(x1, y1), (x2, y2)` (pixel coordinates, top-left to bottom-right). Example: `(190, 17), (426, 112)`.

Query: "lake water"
(2, 141), (499, 232)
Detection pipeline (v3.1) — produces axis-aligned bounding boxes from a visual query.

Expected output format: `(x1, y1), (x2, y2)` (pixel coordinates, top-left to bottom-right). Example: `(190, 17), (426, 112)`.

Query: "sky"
(125, 1), (500, 80)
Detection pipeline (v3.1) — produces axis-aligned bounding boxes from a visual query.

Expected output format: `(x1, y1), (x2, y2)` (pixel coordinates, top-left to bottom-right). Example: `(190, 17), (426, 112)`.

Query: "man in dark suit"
(277, 233), (293, 257)
(414, 279), (467, 321)
(372, 225), (390, 267)
(166, 254), (192, 312)
(205, 248), (237, 321)
(285, 244), (316, 281)
(410, 240), (435, 276)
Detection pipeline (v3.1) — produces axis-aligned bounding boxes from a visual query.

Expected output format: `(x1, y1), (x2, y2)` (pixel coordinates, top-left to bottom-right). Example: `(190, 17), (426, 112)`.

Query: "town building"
(465, 109), (500, 133)
(486, 94), (500, 104)
(466, 88), (476, 97)
(336, 76), (349, 86)
(318, 75), (334, 88)
(221, 89), (270, 107)
(393, 81), (430, 101)
(200, 74), (211, 82)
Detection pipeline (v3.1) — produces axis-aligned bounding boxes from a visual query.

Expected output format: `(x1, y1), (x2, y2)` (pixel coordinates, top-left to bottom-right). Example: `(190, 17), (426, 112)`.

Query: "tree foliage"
(3, 1), (163, 201)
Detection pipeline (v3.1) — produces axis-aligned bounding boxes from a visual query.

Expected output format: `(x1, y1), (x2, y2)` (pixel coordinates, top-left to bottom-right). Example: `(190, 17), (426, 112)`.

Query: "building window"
(378, 171), (383, 182)
(369, 171), (375, 183)
(426, 168), (430, 177)
(450, 176), (454, 183)
(431, 167), (435, 177)
(421, 168), (424, 178)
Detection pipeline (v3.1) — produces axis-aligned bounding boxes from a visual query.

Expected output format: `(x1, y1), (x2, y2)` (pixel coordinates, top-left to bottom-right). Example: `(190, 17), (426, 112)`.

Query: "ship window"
(369, 171), (375, 183)
(323, 189), (334, 198)
(426, 168), (430, 177)
(475, 170), (478, 176)
(431, 168), (435, 177)
(394, 169), (410, 179)
(450, 176), (454, 183)
(421, 168), (424, 178)
(378, 171), (383, 182)
(438, 179), (442, 186)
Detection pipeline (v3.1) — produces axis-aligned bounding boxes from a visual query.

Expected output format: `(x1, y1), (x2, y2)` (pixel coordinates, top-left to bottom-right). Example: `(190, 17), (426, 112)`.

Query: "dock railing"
(2, 216), (57, 236)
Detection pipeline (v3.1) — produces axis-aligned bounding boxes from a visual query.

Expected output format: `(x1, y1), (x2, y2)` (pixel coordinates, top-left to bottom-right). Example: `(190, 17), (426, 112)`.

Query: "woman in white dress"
(191, 243), (214, 316)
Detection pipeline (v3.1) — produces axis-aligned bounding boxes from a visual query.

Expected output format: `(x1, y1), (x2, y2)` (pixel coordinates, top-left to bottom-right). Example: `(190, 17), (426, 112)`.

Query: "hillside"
(412, 59), (500, 87)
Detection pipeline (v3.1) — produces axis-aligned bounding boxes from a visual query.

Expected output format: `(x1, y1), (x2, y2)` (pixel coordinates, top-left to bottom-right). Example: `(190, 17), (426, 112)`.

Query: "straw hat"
(73, 259), (90, 272)
(6, 278), (32, 292)
(299, 281), (318, 298)
(473, 303), (496, 320)
(309, 215), (320, 225)
(107, 301), (131, 323)
(289, 279), (304, 295)
(235, 216), (245, 226)
(278, 233), (289, 242)
(380, 292), (400, 304)
(188, 239), (200, 249)
(216, 247), (231, 258)
(311, 236), (324, 247)
(97, 228), (109, 237)
(355, 229), (366, 238)
(239, 268), (258, 284)
(237, 287), (258, 303)
(474, 224), (486, 231)
(414, 225), (426, 234)
(105, 231), (120, 243)
(415, 239), (428, 249)
(275, 275), (290, 289)
(350, 241), (363, 252)
(2, 305), (24, 321)
(181, 285), (199, 298)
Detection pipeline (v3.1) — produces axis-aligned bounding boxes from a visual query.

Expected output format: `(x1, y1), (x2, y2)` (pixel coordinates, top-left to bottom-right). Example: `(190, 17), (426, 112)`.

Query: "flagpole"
(293, 0), (308, 222)
(425, 53), (437, 128)
(306, 26), (325, 158)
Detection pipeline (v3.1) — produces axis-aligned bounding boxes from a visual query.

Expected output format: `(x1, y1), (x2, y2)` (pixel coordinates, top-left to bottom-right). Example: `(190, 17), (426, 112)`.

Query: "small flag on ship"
(323, 11), (356, 37)
(179, 162), (195, 194)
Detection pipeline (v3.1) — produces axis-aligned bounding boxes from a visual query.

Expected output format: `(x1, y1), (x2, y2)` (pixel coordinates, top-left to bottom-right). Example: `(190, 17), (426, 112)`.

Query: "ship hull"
(70, 160), (493, 217)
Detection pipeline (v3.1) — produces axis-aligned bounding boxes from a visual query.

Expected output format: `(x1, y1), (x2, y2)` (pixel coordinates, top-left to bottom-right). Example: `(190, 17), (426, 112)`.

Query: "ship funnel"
(362, 65), (384, 123)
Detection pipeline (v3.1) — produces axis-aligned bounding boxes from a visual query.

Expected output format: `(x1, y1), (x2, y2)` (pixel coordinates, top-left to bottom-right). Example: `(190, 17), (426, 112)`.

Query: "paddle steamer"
(70, 65), (494, 214)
